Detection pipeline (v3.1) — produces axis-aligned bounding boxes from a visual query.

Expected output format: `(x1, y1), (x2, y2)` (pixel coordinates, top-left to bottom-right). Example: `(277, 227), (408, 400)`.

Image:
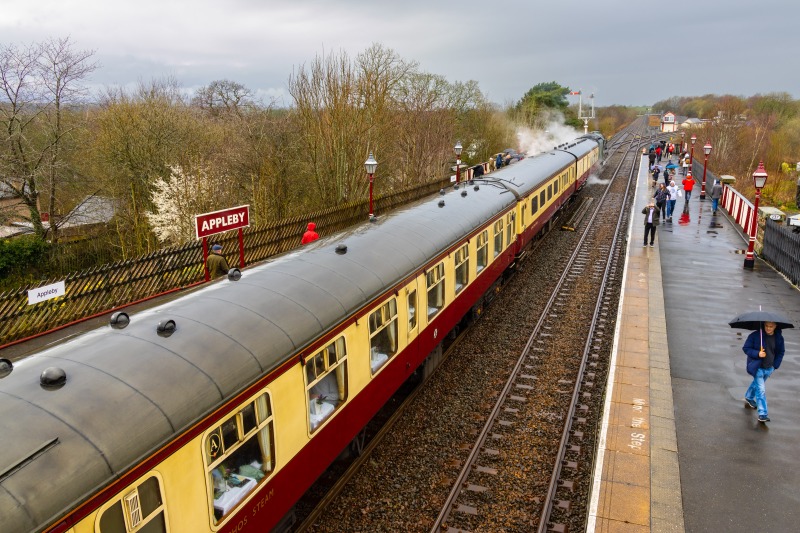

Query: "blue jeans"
(684, 190), (692, 202)
(745, 367), (774, 417)
(711, 198), (719, 213)
(666, 199), (676, 218)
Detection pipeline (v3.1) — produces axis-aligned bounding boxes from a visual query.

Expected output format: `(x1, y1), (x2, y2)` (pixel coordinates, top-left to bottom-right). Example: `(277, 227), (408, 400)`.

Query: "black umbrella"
(728, 310), (794, 330)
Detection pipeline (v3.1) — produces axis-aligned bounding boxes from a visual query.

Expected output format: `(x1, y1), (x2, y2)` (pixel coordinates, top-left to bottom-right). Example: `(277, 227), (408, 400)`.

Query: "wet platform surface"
(589, 156), (800, 532)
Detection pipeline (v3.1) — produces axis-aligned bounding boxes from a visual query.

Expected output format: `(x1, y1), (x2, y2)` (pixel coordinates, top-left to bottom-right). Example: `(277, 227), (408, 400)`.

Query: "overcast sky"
(2, 0), (797, 107)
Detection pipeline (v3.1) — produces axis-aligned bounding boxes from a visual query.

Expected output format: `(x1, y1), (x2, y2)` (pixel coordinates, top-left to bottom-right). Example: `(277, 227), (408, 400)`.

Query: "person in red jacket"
(681, 173), (695, 213)
(301, 222), (319, 244)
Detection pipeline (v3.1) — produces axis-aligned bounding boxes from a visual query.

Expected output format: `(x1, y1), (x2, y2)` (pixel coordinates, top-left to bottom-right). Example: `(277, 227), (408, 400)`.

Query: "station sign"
(195, 205), (250, 239)
(28, 281), (65, 305)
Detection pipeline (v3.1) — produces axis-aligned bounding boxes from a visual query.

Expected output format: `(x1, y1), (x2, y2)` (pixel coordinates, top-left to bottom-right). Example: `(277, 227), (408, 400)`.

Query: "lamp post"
(689, 134), (697, 168)
(364, 152), (378, 221)
(700, 141), (713, 200)
(454, 141), (463, 184)
(744, 161), (768, 269)
(680, 130), (685, 152)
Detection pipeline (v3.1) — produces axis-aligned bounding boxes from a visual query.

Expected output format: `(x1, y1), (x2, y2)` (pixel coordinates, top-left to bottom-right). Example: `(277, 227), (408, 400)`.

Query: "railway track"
(300, 124), (646, 533)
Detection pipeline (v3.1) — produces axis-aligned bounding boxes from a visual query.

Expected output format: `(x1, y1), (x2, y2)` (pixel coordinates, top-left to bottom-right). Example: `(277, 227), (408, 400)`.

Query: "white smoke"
(586, 174), (609, 185)
(515, 110), (581, 157)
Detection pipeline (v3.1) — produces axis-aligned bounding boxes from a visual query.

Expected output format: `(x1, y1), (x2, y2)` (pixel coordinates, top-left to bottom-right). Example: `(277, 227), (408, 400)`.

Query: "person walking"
(655, 145), (662, 162)
(653, 183), (669, 222)
(651, 165), (661, 187)
(743, 321), (785, 423)
(710, 179), (723, 215)
(301, 222), (319, 244)
(206, 244), (229, 279)
(666, 180), (679, 221)
(681, 173), (695, 212)
(681, 152), (689, 175)
(642, 200), (660, 247)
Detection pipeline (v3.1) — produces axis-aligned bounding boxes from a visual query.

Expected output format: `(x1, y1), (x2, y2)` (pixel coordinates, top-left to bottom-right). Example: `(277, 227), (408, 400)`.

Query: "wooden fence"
(0, 176), (451, 345)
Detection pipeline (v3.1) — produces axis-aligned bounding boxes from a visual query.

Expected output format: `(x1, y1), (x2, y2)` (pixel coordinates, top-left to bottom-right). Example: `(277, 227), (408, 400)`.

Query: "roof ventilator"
(461, 190), (467, 197)
(227, 268), (242, 281)
(474, 185), (480, 191)
(438, 200), (445, 208)
(335, 244), (348, 255)
(157, 319), (176, 338)
(40, 367), (66, 390)
(439, 189), (446, 195)
(109, 311), (130, 329)
(0, 358), (12, 378)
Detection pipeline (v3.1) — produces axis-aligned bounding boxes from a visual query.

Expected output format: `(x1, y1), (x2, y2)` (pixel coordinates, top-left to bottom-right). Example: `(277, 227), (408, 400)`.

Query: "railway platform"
(587, 157), (800, 532)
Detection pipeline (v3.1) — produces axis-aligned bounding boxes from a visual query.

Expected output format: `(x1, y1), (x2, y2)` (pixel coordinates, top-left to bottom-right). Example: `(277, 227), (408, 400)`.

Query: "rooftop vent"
(40, 367), (66, 389)
(438, 200), (445, 208)
(109, 311), (130, 329)
(0, 358), (12, 378)
(335, 244), (348, 255)
(227, 268), (242, 281)
(156, 319), (176, 338)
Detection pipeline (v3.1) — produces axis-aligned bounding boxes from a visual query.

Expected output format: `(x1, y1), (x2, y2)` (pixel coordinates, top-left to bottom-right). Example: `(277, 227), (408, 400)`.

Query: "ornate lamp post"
(744, 161), (768, 269)
(454, 141), (463, 184)
(700, 141), (713, 200)
(680, 130), (685, 152)
(364, 152), (378, 221)
(689, 134), (697, 168)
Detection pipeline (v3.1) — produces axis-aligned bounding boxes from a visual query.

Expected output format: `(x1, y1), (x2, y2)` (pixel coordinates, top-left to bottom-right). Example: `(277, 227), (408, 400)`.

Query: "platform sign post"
(195, 205), (250, 280)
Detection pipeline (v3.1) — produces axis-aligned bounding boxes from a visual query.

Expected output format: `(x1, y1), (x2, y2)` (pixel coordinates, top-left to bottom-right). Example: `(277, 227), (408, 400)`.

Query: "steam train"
(0, 132), (603, 533)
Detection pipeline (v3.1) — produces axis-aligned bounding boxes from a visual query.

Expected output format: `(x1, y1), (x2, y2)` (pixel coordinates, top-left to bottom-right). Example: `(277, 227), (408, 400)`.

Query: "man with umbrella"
(730, 310), (792, 423)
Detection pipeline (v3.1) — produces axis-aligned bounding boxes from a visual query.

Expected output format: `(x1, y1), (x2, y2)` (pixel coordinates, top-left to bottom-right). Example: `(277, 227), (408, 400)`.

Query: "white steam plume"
(515, 110), (581, 157)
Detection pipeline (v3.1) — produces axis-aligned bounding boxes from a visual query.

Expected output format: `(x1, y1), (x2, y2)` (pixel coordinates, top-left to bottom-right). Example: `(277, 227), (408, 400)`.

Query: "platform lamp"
(680, 130), (685, 152)
(700, 141), (713, 200)
(364, 152), (378, 222)
(690, 134), (697, 168)
(454, 141), (463, 184)
(744, 161), (768, 269)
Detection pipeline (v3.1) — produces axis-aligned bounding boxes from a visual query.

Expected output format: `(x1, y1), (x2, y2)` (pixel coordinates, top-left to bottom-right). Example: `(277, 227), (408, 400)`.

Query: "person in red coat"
(681, 173), (695, 213)
(301, 222), (319, 244)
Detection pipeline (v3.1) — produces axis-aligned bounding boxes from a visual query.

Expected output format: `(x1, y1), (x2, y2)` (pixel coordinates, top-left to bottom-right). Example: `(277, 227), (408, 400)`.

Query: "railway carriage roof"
(0, 137), (599, 531)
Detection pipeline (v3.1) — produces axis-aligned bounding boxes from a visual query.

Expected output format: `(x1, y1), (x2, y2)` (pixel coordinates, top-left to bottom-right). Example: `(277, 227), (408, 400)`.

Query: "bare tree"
(0, 37), (96, 240)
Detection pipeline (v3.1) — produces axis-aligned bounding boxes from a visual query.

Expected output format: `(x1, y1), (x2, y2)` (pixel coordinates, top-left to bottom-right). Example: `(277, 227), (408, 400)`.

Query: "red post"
(202, 237), (210, 281)
(368, 173), (374, 218)
(744, 161), (768, 269)
(238, 227), (245, 268)
(701, 154), (709, 200)
(744, 188), (761, 269)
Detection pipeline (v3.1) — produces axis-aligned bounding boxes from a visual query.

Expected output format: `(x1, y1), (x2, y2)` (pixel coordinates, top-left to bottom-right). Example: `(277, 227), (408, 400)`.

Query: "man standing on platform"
(710, 179), (723, 215)
(642, 200), (660, 247)
(743, 321), (785, 423)
(206, 244), (229, 279)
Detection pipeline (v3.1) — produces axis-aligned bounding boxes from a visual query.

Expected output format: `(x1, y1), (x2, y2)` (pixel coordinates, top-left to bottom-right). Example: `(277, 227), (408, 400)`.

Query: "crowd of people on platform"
(642, 138), (723, 246)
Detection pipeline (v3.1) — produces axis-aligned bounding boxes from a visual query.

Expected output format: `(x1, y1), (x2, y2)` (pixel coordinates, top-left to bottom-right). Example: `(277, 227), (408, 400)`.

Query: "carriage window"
(547, 183), (552, 200)
(521, 204), (527, 227)
(454, 244), (469, 294)
(204, 392), (275, 524)
(426, 263), (445, 319)
(532, 196), (539, 215)
(370, 299), (398, 373)
(506, 213), (514, 247)
(305, 337), (348, 429)
(493, 220), (503, 258)
(554, 179), (559, 194)
(476, 231), (488, 273)
(98, 476), (167, 533)
(540, 190), (546, 207)
(408, 290), (417, 332)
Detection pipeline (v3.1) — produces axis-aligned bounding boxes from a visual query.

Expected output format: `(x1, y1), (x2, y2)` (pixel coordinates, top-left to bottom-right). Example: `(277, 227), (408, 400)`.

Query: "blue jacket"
(743, 328), (785, 376)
